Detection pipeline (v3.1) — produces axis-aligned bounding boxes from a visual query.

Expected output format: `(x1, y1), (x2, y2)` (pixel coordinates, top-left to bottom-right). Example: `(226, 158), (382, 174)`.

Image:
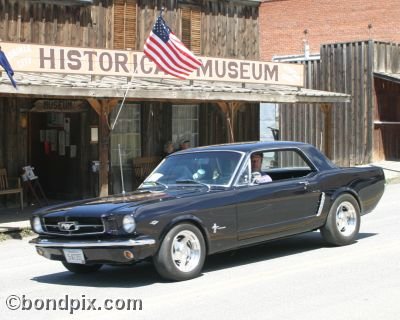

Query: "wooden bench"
(0, 168), (23, 210)
(132, 156), (161, 186)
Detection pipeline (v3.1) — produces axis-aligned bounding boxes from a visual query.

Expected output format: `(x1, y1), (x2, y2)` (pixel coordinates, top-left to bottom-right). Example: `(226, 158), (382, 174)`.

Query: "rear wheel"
(62, 262), (102, 274)
(153, 223), (206, 281)
(321, 194), (360, 246)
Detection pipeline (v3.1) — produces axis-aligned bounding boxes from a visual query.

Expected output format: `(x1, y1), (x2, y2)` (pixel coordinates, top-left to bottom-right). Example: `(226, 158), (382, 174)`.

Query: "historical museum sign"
(32, 100), (87, 113)
(1, 42), (304, 87)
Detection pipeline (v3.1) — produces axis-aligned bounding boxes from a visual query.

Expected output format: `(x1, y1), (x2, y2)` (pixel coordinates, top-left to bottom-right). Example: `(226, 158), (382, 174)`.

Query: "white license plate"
(63, 249), (85, 264)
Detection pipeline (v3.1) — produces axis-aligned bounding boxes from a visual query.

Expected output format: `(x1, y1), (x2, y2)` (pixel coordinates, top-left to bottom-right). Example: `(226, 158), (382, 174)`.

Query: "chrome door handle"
(298, 181), (309, 188)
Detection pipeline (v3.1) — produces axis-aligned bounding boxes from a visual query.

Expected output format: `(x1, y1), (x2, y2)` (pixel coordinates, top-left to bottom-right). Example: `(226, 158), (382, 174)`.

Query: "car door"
(235, 149), (322, 241)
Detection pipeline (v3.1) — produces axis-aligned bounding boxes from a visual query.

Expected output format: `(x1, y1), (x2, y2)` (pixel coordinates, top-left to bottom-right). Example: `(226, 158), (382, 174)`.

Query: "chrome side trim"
(29, 238), (156, 248)
(316, 192), (326, 216)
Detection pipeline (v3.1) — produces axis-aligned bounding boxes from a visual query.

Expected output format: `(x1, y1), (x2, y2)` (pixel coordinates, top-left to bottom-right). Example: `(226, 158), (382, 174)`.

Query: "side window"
(237, 149), (314, 186)
(261, 149), (314, 181)
(172, 104), (199, 147)
(264, 150), (311, 170)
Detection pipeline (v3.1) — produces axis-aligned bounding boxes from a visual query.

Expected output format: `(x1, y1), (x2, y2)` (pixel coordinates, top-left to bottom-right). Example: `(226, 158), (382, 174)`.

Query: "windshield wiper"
(175, 179), (210, 191)
(140, 181), (168, 190)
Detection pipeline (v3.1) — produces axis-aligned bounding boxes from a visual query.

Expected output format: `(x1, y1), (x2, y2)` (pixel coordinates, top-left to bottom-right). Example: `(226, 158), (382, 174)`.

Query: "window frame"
(109, 102), (141, 167)
(171, 104), (200, 148)
(234, 147), (318, 187)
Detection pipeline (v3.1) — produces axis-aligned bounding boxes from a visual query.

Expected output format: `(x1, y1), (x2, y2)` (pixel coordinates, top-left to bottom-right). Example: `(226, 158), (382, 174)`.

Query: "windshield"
(141, 151), (243, 188)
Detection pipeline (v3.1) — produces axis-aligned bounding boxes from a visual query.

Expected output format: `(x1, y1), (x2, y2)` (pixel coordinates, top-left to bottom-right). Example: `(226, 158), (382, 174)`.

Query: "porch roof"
(374, 72), (400, 85)
(0, 72), (350, 104)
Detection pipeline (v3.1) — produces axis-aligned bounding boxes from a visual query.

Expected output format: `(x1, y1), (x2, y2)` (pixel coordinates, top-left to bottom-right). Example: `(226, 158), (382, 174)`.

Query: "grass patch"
(0, 227), (34, 242)
(20, 227), (34, 238)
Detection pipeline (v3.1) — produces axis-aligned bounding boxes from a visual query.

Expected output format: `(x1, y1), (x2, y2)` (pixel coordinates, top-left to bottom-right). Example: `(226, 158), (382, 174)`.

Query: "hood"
(34, 187), (213, 218)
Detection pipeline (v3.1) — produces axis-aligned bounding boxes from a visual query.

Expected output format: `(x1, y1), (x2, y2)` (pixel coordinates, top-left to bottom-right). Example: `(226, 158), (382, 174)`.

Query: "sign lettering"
(1, 42), (303, 87)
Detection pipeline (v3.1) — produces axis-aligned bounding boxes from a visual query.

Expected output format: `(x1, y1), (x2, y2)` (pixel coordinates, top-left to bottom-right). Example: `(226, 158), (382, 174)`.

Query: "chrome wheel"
(171, 230), (201, 273)
(154, 223), (206, 281)
(321, 194), (360, 246)
(335, 201), (357, 236)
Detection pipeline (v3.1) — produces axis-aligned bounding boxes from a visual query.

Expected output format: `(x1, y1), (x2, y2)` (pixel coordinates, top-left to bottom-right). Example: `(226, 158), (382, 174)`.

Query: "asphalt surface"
(0, 183), (399, 320)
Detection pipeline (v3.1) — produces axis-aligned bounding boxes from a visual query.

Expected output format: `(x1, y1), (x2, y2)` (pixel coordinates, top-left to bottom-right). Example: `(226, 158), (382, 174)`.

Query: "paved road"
(1, 184), (399, 320)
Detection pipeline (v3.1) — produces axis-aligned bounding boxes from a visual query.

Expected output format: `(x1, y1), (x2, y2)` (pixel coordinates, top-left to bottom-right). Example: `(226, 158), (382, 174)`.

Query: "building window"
(172, 105), (199, 148)
(260, 103), (279, 141)
(110, 103), (141, 166)
(113, 0), (137, 50)
(181, 5), (201, 55)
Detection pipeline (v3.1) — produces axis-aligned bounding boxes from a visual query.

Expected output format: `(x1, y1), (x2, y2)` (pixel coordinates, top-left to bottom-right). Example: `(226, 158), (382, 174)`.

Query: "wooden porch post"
(321, 103), (333, 159)
(216, 102), (242, 143)
(87, 98), (118, 197)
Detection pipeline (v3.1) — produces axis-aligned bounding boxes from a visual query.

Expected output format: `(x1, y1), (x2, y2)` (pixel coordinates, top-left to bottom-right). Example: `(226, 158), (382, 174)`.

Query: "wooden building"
(280, 40), (400, 166)
(0, 0), (349, 202)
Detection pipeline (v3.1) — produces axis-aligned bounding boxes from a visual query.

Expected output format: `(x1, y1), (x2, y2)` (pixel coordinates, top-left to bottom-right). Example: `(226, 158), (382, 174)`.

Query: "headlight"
(122, 215), (136, 233)
(32, 216), (44, 233)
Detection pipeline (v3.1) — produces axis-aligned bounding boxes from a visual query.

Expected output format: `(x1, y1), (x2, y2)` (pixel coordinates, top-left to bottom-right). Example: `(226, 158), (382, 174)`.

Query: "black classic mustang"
(30, 142), (385, 281)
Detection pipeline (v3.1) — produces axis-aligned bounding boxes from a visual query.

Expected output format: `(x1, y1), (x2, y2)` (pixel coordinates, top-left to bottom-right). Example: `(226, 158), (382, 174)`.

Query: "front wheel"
(153, 223), (206, 281)
(62, 262), (102, 274)
(320, 194), (360, 246)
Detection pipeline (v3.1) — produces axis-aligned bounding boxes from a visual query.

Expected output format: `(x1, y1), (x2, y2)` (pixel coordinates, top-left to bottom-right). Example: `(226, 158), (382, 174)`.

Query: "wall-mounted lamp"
(20, 113), (28, 129)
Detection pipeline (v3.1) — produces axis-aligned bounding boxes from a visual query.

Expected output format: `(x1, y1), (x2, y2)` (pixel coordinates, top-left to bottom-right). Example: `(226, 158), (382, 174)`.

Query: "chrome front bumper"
(29, 237), (156, 248)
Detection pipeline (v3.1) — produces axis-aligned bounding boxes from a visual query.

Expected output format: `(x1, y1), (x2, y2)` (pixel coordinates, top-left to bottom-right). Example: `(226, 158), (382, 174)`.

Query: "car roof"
(175, 141), (309, 154)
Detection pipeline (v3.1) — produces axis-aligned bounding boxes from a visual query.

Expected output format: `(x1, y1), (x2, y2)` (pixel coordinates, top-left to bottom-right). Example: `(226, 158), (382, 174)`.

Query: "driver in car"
(251, 153), (272, 183)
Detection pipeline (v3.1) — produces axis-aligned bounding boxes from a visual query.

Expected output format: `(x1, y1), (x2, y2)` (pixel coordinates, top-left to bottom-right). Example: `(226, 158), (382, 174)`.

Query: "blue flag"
(0, 49), (17, 89)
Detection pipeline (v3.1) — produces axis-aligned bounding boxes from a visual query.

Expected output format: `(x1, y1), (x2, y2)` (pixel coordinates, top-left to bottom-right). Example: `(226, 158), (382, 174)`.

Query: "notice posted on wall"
(58, 131), (66, 156)
(70, 145), (77, 158)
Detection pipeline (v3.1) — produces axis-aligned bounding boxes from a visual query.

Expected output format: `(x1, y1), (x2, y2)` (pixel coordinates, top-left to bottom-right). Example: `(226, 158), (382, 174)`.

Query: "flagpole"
(110, 66), (138, 131)
(112, 7), (164, 131)
(118, 143), (126, 195)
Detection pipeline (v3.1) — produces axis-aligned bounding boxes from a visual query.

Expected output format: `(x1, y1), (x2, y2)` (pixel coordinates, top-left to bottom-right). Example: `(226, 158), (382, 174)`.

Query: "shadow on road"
(31, 232), (377, 288)
(203, 232), (377, 273)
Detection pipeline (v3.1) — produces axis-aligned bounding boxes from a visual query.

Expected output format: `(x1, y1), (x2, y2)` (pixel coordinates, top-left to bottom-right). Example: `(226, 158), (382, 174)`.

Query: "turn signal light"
(123, 250), (134, 260)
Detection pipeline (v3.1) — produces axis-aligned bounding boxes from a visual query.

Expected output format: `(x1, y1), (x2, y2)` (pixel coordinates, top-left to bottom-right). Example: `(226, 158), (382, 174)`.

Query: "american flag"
(144, 15), (202, 79)
(0, 48), (17, 89)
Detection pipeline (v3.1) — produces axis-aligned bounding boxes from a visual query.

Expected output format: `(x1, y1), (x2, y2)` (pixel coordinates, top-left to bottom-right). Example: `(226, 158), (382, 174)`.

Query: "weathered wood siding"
(372, 42), (400, 161)
(199, 103), (259, 147)
(0, 98), (30, 177)
(0, 0), (113, 47)
(280, 60), (325, 152)
(373, 42), (400, 74)
(201, 1), (259, 59)
(135, 0), (259, 59)
(141, 101), (172, 157)
(281, 41), (377, 166)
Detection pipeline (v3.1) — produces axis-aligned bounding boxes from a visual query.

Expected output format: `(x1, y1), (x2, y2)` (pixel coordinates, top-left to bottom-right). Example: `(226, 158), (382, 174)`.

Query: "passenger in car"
(250, 153), (272, 183)
(162, 141), (175, 158)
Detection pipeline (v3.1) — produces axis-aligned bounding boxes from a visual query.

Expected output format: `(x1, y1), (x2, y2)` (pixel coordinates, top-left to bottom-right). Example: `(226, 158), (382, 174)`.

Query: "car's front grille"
(43, 216), (105, 236)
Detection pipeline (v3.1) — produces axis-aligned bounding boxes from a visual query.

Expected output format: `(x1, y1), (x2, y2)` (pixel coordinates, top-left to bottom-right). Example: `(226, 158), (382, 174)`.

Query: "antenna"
(118, 144), (126, 195)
